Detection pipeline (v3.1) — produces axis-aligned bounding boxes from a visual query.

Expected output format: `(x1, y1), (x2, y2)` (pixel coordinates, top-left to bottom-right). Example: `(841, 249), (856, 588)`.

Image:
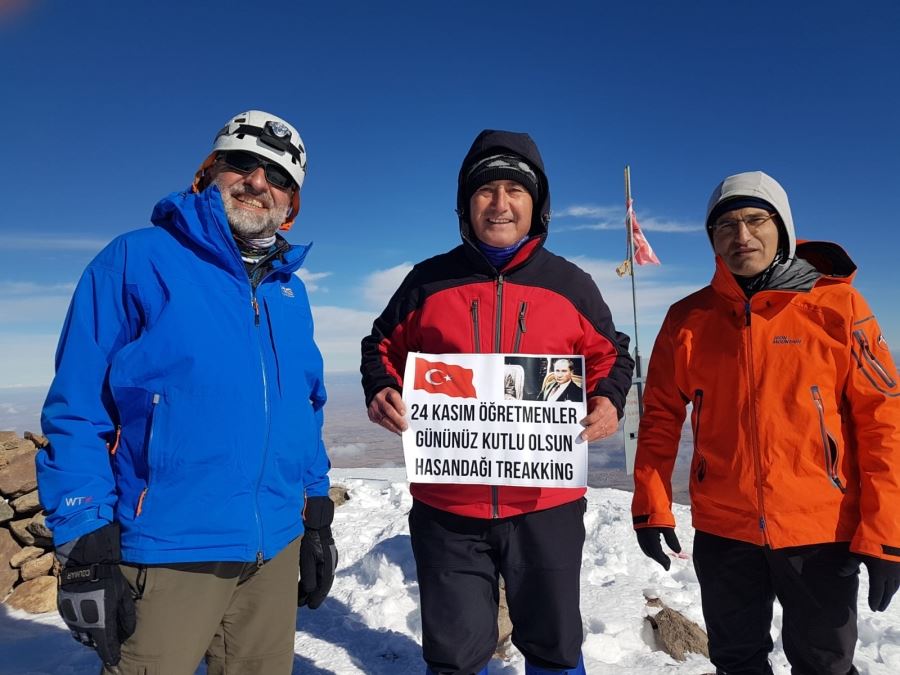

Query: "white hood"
(706, 171), (796, 258)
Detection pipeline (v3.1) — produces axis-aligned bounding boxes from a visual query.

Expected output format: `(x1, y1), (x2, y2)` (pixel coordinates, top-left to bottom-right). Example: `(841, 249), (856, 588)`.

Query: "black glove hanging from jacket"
(635, 527), (682, 571)
(55, 522), (136, 666)
(298, 495), (338, 609)
(858, 555), (900, 612)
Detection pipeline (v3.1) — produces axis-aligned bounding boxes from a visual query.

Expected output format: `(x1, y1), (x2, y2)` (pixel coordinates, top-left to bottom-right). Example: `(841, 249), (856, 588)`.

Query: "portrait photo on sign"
(504, 356), (584, 403)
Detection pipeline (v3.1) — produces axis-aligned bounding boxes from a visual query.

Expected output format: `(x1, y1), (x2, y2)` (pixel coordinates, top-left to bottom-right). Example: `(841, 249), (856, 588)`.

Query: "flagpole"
(624, 165), (644, 417)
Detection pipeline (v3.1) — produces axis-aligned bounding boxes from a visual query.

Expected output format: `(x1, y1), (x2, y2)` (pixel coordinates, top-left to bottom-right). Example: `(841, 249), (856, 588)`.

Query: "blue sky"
(1, 1), (898, 388)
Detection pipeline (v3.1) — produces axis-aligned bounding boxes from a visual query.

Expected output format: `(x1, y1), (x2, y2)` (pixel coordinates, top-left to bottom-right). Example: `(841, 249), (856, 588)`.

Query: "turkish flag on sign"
(413, 358), (477, 399)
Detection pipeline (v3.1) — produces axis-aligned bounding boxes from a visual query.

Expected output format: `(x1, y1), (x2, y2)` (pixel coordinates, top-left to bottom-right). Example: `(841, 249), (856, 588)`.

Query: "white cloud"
(553, 204), (703, 234)
(362, 263), (414, 309)
(311, 305), (379, 372)
(295, 268), (332, 293)
(554, 205), (621, 219)
(0, 334), (59, 388)
(0, 236), (110, 251)
(636, 217), (704, 233)
(329, 443), (368, 459)
(569, 255), (706, 351)
(0, 282), (76, 294)
(0, 282), (74, 327)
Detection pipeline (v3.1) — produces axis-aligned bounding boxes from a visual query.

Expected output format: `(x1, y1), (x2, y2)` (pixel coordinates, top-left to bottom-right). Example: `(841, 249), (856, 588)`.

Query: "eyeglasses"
(712, 213), (776, 237)
(217, 151), (295, 190)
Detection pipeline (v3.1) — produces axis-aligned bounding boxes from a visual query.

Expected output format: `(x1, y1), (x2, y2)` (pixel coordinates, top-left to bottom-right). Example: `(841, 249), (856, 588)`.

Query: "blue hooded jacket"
(36, 187), (331, 564)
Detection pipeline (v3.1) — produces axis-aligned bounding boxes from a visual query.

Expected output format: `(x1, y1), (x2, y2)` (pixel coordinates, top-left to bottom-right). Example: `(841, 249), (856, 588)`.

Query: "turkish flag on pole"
(413, 358), (478, 398)
(628, 198), (660, 266)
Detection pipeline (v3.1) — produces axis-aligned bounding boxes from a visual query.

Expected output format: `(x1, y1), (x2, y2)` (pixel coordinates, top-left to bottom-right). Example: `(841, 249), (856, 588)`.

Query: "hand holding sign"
(368, 387), (407, 434)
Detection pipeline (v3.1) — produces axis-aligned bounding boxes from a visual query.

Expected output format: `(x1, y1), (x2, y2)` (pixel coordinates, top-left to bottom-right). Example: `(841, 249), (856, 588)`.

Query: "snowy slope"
(2, 468), (899, 674)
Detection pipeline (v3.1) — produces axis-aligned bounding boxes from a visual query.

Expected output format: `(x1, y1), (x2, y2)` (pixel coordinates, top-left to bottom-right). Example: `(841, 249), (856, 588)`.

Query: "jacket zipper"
(810, 386), (846, 493)
(251, 286), (273, 564)
(491, 275), (506, 518)
(107, 425), (121, 456)
(232, 229), (294, 565)
(853, 329), (898, 393)
(512, 301), (528, 352)
(137, 394), (161, 517)
(248, 257), (294, 565)
(470, 300), (481, 353)
(744, 301), (769, 543)
(691, 390), (707, 482)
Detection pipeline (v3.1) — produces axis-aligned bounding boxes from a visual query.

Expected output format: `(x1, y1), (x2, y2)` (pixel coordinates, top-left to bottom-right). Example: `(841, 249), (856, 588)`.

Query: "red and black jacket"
(360, 130), (634, 518)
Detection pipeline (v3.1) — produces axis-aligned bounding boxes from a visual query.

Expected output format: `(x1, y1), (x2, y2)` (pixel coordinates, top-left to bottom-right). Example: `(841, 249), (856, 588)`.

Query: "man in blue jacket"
(36, 110), (336, 675)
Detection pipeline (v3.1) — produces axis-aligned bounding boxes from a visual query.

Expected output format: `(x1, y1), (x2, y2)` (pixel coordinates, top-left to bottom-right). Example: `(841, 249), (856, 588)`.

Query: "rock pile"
(1, 430), (57, 614)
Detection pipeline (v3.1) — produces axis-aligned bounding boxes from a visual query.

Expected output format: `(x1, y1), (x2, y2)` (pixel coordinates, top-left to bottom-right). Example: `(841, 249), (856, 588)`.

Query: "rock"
(24, 431), (49, 449)
(329, 484), (350, 506)
(0, 500), (13, 524)
(5, 575), (57, 614)
(0, 431), (18, 444)
(11, 490), (42, 516)
(0, 450), (38, 499)
(0, 435), (36, 462)
(9, 545), (44, 568)
(9, 519), (36, 546)
(0, 528), (22, 600)
(9, 516), (52, 548)
(21, 553), (54, 581)
(26, 512), (53, 543)
(646, 604), (709, 661)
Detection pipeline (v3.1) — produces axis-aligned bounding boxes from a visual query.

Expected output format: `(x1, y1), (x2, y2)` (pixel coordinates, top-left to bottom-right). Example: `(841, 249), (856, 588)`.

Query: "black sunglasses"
(218, 150), (295, 190)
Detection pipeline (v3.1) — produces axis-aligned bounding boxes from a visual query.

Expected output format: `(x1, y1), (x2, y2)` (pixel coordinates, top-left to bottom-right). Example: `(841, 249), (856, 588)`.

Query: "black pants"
(693, 531), (861, 675)
(409, 499), (586, 675)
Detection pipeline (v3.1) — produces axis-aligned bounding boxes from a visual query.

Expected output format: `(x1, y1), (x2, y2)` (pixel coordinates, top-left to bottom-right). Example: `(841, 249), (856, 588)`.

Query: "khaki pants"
(104, 537), (300, 675)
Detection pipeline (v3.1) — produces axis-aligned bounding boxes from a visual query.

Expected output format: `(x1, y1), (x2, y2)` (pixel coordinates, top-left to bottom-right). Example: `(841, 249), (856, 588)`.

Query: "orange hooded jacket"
(632, 242), (900, 561)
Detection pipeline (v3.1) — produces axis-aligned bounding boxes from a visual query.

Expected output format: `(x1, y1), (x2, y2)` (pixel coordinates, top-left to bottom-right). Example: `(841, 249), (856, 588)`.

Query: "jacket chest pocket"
(810, 385), (846, 493)
(853, 329), (898, 394)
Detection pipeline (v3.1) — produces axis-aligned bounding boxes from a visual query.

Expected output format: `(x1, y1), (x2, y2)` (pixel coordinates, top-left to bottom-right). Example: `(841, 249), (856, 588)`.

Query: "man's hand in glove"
(859, 555), (900, 612)
(298, 495), (338, 609)
(55, 522), (136, 666)
(635, 527), (682, 571)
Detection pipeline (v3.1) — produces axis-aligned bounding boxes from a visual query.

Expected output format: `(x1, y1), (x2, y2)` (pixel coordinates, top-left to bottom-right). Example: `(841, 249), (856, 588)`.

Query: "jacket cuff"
(303, 495), (335, 530)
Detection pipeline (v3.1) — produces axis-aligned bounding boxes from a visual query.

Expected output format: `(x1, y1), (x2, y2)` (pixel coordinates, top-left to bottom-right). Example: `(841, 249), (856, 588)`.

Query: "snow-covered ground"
(3, 468), (899, 674)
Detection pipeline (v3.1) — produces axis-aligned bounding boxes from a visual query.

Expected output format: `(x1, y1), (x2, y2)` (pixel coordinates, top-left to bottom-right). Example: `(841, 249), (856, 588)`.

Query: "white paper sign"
(401, 352), (588, 487)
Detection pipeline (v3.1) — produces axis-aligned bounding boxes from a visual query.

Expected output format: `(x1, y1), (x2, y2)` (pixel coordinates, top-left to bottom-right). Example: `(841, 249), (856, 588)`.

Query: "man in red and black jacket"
(361, 129), (634, 675)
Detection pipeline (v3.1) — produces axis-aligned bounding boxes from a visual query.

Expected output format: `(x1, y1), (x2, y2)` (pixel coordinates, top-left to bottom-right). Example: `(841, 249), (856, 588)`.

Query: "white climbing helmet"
(211, 110), (307, 189)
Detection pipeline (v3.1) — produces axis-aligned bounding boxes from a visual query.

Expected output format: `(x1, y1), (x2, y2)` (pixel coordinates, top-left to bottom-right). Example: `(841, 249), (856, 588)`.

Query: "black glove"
(298, 496), (338, 609)
(859, 555), (900, 612)
(56, 522), (136, 666)
(635, 527), (682, 571)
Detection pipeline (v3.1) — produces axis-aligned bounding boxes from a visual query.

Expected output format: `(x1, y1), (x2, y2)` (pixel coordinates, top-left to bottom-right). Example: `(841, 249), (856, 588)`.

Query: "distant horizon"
(0, 371), (694, 501)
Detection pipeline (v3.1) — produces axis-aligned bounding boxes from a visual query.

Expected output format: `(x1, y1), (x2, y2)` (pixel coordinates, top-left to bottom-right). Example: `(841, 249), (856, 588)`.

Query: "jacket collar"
(711, 239), (856, 302)
(151, 187), (310, 280)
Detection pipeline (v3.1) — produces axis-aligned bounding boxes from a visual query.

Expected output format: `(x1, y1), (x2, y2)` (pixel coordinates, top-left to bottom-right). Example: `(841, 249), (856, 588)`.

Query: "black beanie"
(706, 197), (776, 234)
(464, 153), (541, 205)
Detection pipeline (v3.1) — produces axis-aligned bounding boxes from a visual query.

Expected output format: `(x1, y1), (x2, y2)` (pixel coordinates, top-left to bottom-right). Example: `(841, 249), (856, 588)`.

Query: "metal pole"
(624, 166), (644, 417)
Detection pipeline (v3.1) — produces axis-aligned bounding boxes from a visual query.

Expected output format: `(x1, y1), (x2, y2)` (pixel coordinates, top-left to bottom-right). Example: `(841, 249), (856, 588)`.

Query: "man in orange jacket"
(632, 171), (900, 675)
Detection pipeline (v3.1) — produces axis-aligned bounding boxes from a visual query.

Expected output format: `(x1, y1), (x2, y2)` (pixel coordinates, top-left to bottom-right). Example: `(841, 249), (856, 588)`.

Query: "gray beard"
(213, 176), (289, 239)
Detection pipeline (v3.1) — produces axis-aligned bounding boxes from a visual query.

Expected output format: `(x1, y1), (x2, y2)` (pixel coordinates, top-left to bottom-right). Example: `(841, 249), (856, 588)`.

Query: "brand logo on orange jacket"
(773, 335), (802, 345)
